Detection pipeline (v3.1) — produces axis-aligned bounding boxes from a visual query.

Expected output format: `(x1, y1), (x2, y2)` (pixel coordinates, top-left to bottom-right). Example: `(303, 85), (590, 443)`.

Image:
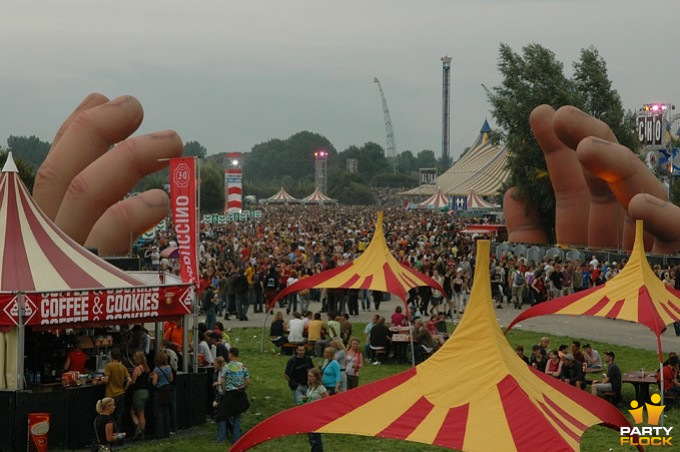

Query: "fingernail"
(108, 95), (133, 106)
(150, 130), (179, 140)
(589, 137), (614, 146)
(642, 193), (668, 207)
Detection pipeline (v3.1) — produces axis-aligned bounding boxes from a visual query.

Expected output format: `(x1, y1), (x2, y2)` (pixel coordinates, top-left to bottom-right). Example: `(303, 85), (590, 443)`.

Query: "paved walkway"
(211, 297), (680, 355)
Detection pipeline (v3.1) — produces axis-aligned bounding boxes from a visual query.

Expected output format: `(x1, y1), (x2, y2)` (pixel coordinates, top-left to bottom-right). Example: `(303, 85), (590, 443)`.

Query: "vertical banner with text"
(170, 158), (198, 284)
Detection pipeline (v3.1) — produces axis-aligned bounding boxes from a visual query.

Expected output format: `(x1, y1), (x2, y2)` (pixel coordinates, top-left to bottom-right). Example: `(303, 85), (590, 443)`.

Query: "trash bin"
(27, 412), (50, 452)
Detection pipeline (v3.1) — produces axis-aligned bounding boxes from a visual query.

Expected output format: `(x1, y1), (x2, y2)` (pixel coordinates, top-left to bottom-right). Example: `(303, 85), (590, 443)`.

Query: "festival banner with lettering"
(170, 157), (198, 284)
(0, 285), (193, 329)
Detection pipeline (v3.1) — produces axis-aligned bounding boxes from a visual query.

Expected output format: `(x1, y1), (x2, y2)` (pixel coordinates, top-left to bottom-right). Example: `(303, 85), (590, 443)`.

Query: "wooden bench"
(371, 347), (388, 364)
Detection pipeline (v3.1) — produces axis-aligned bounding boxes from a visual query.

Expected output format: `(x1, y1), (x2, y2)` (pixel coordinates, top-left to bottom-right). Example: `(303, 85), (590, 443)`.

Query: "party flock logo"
(620, 393), (673, 446)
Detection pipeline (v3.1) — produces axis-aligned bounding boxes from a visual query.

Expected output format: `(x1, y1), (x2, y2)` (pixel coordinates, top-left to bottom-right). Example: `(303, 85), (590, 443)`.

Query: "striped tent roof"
(417, 188), (448, 210)
(266, 186), (299, 203)
(467, 189), (497, 210)
(302, 187), (335, 204)
(403, 120), (509, 197)
(267, 211), (445, 309)
(235, 240), (631, 452)
(507, 220), (680, 362)
(0, 153), (143, 292)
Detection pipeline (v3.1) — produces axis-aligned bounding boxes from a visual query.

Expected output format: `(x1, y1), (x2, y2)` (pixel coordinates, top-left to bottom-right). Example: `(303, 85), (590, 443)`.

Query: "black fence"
(0, 372), (207, 451)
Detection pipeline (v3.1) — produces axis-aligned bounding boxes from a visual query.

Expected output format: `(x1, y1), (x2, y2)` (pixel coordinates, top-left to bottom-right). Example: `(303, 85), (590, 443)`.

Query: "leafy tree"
(415, 150), (438, 170)
(572, 46), (638, 151)
(488, 43), (579, 239)
(327, 170), (375, 205)
(396, 150), (417, 174)
(6, 135), (50, 172)
(0, 151), (36, 191)
(372, 171), (418, 189)
(184, 140), (207, 159)
(199, 160), (225, 214)
(338, 142), (388, 184)
(244, 132), (337, 185)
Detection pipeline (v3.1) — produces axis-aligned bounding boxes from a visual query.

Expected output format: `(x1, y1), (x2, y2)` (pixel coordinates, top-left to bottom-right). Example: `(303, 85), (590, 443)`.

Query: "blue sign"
(450, 196), (467, 211)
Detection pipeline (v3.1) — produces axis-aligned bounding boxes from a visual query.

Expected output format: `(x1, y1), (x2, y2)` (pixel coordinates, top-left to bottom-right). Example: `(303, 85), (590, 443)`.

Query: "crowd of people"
(45, 92), (680, 450)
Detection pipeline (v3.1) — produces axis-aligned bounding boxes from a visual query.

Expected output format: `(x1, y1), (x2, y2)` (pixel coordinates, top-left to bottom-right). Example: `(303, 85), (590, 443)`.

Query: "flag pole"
(191, 157), (200, 374)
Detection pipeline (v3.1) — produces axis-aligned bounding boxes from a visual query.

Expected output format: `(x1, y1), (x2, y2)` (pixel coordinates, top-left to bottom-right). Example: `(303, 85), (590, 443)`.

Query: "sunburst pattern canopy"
(302, 187), (335, 204)
(266, 186), (299, 203)
(417, 188), (449, 210)
(238, 240), (632, 451)
(467, 189), (497, 210)
(267, 211), (446, 308)
(0, 153), (143, 292)
(506, 220), (680, 361)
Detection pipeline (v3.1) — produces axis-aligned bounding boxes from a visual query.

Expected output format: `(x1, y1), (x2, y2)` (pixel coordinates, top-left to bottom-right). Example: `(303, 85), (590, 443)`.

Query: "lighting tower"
(224, 152), (242, 213)
(374, 77), (397, 173)
(314, 150), (328, 194)
(441, 56), (452, 169)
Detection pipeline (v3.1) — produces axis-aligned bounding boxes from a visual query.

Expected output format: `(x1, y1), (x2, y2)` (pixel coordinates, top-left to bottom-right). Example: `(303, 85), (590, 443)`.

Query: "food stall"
(0, 155), (205, 450)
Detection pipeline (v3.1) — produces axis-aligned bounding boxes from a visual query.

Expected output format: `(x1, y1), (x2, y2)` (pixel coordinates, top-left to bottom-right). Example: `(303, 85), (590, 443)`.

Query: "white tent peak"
(2, 152), (18, 173)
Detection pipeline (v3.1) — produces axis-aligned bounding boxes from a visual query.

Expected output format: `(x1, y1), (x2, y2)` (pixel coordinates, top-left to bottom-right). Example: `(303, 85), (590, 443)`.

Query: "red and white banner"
(0, 285), (193, 328)
(170, 157), (199, 284)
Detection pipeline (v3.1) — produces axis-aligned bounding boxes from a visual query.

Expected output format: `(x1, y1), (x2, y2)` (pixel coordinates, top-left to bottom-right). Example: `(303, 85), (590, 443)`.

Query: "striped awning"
(267, 186), (299, 203)
(0, 153), (143, 292)
(507, 220), (680, 362)
(302, 187), (335, 204)
(267, 211), (445, 308)
(234, 240), (632, 451)
(417, 188), (448, 210)
(467, 189), (498, 210)
(403, 121), (509, 197)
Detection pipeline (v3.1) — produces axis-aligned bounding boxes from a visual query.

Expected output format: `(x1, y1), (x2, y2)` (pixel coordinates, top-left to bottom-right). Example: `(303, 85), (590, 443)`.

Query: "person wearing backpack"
(510, 264), (525, 309)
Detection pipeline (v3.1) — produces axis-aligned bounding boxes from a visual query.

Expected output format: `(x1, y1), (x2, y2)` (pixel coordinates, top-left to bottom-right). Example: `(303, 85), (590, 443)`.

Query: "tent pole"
(183, 313), (190, 373)
(17, 292), (25, 390)
(192, 158), (201, 374)
(408, 320), (415, 368)
(660, 360), (664, 427)
(155, 322), (162, 356)
(261, 311), (270, 353)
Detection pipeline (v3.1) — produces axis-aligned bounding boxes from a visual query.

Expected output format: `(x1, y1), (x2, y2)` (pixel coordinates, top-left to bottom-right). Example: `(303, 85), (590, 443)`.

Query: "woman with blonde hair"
(129, 351), (150, 439)
(331, 337), (347, 392)
(93, 397), (126, 449)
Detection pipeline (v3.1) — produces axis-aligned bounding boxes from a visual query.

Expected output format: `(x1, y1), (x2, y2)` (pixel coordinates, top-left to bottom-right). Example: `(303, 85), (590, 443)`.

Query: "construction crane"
(374, 77), (398, 173)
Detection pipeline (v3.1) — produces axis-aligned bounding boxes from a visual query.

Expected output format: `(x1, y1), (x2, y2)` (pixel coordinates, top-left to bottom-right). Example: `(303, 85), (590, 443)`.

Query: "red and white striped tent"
(467, 189), (498, 210)
(266, 186), (299, 204)
(0, 153), (192, 389)
(417, 188), (449, 210)
(302, 187), (336, 204)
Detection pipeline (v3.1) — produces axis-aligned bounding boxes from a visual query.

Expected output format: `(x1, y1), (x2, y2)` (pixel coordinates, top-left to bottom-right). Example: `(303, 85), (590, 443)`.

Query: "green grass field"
(112, 324), (677, 452)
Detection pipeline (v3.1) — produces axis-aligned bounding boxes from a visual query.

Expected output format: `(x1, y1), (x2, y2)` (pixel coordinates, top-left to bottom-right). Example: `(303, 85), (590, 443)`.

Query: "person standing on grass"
(216, 347), (250, 444)
(345, 338), (363, 390)
(97, 347), (130, 432)
(129, 351), (150, 440)
(320, 346), (341, 395)
(303, 368), (328, 452)
(284, 344), (314, 404)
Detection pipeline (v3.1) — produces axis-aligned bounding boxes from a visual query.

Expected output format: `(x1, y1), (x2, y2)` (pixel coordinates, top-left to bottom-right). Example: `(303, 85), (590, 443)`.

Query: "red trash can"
(27, 412), (50, 452)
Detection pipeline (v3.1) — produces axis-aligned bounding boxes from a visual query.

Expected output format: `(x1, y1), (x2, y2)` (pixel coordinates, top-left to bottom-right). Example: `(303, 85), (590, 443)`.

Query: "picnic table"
(623, 370), (658, 404)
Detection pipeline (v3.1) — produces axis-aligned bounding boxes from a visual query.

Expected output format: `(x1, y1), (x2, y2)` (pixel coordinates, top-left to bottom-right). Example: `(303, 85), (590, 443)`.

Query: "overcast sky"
(2, 1), (679, 162)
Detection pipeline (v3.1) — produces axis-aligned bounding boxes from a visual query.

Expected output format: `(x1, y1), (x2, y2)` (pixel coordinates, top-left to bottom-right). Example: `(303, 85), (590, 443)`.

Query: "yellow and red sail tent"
(507, 220), (680, 362)
(266, 211), (446, 310)
(235, 241), (631, 452)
